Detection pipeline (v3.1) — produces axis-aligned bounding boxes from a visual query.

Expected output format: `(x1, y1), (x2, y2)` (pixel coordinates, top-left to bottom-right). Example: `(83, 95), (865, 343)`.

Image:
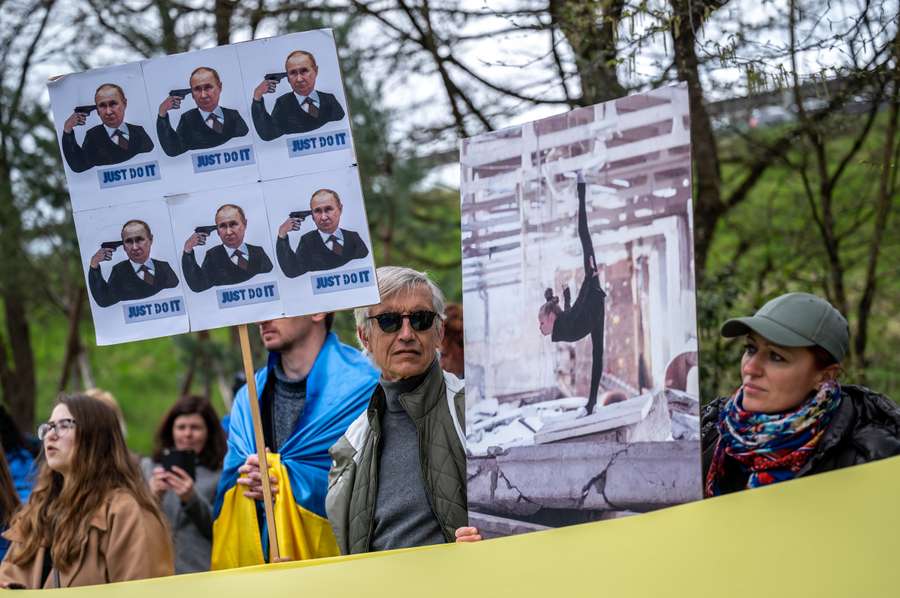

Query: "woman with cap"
(702, 292), (900, 497)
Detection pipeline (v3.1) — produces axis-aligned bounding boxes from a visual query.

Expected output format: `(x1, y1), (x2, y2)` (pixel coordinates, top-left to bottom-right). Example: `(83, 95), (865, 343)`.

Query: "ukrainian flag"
(211, 333), (378, 569)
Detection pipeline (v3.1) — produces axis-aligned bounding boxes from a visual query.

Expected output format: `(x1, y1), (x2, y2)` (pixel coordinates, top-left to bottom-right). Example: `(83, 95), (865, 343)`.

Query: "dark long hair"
(0, 449), (19, 526)
(0, 404), (35, 457)
(8, 394), (166, 570)
(539, 288), (563, 319)
(152, 395), (226, 470)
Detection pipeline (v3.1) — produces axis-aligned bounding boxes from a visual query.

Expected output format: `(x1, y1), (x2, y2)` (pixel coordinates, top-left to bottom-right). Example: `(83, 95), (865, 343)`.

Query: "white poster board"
(75, 199), (189, 344)
(141, 45), (259, 194)
(235, 29), (356, 181)
(262, 167), (378, 317)
(48, 28), (379, 345)
(49, 63), (165, 211)
(461, 85), (702, 538)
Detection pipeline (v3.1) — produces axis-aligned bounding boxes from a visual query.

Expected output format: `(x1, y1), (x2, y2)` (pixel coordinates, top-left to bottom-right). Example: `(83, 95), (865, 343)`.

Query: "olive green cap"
(721, 292), (849, 362)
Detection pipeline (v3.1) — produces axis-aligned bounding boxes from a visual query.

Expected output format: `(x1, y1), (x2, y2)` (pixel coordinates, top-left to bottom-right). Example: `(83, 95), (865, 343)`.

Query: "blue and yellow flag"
(211, 333), (378, 569)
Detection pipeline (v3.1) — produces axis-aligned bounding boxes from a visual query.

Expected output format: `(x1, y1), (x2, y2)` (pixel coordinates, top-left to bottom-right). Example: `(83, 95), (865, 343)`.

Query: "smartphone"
(161, 449), (196, 479)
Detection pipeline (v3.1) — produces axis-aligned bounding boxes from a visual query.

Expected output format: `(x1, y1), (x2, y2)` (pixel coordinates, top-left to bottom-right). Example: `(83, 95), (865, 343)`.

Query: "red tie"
(234, 249), (249, 270)
(303, 97), (319, 118)
(139, 265), (154, 285)
(114, 130), (129, 151)
(207, 114), (223, 133)
(328, 235), (343, 256)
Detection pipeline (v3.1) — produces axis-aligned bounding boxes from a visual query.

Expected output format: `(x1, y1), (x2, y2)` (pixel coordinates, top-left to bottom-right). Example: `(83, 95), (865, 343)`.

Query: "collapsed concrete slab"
(467, 440), (701, 517)
(534, 390), (672, 444)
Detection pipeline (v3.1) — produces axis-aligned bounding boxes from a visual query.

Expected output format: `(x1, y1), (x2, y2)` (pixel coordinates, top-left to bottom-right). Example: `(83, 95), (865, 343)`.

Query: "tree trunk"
(670, 0), (724, 279)
(58, 285), (86, 392)
(855, 35), (900, 372)
(549, 0), (626, 105)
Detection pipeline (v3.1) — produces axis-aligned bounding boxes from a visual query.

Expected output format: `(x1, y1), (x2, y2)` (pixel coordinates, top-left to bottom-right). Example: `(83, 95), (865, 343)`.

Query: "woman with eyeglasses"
(0, 394), (174, 589)
(702, 293), (900, 497)
(537, 173), (607, 414)
(142, 395), (225, 573)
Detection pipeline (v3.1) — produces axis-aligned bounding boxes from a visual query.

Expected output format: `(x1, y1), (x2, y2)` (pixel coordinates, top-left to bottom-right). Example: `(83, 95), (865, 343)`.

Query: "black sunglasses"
(367, 310), (438, 333)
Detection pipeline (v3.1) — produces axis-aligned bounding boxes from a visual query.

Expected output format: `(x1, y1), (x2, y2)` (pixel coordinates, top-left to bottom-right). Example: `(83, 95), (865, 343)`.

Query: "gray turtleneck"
(370, 372), (445, 551)
(272, 360), (307, 450)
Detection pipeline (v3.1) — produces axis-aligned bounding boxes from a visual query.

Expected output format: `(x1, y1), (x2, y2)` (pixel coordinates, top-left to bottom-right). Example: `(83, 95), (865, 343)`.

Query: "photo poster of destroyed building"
(460, 84), (703, 539)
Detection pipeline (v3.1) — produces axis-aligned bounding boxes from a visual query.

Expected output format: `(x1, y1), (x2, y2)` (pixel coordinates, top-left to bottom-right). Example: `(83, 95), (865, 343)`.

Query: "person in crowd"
(326, 266), (481, 553)
(251, 50), (345, 140)
(703, 292), (900, 497)
(538, 172), (606, 415)
(0, 451), (20, 560)
(61, 83), (155, 172)
(212, 313), (378, 568)
(157, 66), (249, 156)
(143, 395), (226, 574)
(0, 405), (37, 502)
(440, 303), (465, 378)
(0, 394), (173, 588)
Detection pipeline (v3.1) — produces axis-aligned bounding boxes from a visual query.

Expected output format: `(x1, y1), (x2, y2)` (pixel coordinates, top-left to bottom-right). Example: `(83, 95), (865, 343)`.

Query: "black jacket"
(62, 123), (155, 173)
(181, 244), (273, 293)
(701, 385), (900, 495)
(88, 259), (179, 307)
(275, 229), (369, 278)
(156, 107), (249, 157)
(251, 91), (345, 141)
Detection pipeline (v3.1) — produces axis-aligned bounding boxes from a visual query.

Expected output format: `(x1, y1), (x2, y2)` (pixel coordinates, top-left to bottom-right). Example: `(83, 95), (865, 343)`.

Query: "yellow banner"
(26, 455), (900, 596)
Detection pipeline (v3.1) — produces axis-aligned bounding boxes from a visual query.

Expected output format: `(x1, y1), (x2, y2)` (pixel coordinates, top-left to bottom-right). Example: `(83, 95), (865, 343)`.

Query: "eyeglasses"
(366, 311), (439, 333)
(37, 418), (77, 441)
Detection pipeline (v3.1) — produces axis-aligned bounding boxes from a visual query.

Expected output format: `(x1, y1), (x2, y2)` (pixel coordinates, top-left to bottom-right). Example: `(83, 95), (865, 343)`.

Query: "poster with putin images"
(48, 63), (165, 211)
(48, 27), (380, 345)
(261, 166), (378, 316)
(141, 44), (259, 195)
(460, 85), (702, 539)
(74, 199), (189, 345)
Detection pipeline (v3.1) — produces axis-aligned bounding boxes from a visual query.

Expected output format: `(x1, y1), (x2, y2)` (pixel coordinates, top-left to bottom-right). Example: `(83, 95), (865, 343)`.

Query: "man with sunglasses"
(326, 266), (481, 553)
(212, 313), (378, 567)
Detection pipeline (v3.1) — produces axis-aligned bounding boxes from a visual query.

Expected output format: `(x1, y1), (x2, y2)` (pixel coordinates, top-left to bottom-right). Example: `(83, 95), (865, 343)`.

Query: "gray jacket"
(326, 360), (467, 554)
(141, 458), (221, 573)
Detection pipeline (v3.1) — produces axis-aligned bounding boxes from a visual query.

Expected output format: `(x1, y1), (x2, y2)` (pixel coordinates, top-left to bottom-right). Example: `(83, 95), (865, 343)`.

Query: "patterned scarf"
(704, 381), (842, 497)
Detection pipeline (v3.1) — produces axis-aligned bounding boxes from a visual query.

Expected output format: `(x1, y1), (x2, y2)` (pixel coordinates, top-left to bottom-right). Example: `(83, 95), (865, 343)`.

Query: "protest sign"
(141, 44), (259, 194)
(168, 184), (283, 332)
(49, 63), (164, 211)
(460, 84), (701, 536)
(235, 29), (355, 182)
(74, 199), (189, 344)
(47, 28), (379, 344)
(261, 166), (378, 317)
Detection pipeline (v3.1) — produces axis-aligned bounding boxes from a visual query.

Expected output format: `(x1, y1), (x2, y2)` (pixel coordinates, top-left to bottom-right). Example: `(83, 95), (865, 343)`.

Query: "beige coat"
(0, 490), (174, 588)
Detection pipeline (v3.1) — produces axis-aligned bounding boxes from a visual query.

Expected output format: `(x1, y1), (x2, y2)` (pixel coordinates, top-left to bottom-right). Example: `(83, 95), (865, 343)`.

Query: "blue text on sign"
(216, 281), (280, 309)
(192, 145), (255, 173)
(312, 267), (374, 295)
(122, 297), (185, 324)
(98, 161), (161, 189)
(286, 129), (350, 158)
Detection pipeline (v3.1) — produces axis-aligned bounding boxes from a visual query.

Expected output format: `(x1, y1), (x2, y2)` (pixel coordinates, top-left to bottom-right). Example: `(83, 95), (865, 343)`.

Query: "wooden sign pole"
(237, 324), (281, 562)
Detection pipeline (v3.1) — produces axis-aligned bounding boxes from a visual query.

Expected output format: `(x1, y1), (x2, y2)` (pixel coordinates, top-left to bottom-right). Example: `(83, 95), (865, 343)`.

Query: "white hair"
(355, 266), (446, 332)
